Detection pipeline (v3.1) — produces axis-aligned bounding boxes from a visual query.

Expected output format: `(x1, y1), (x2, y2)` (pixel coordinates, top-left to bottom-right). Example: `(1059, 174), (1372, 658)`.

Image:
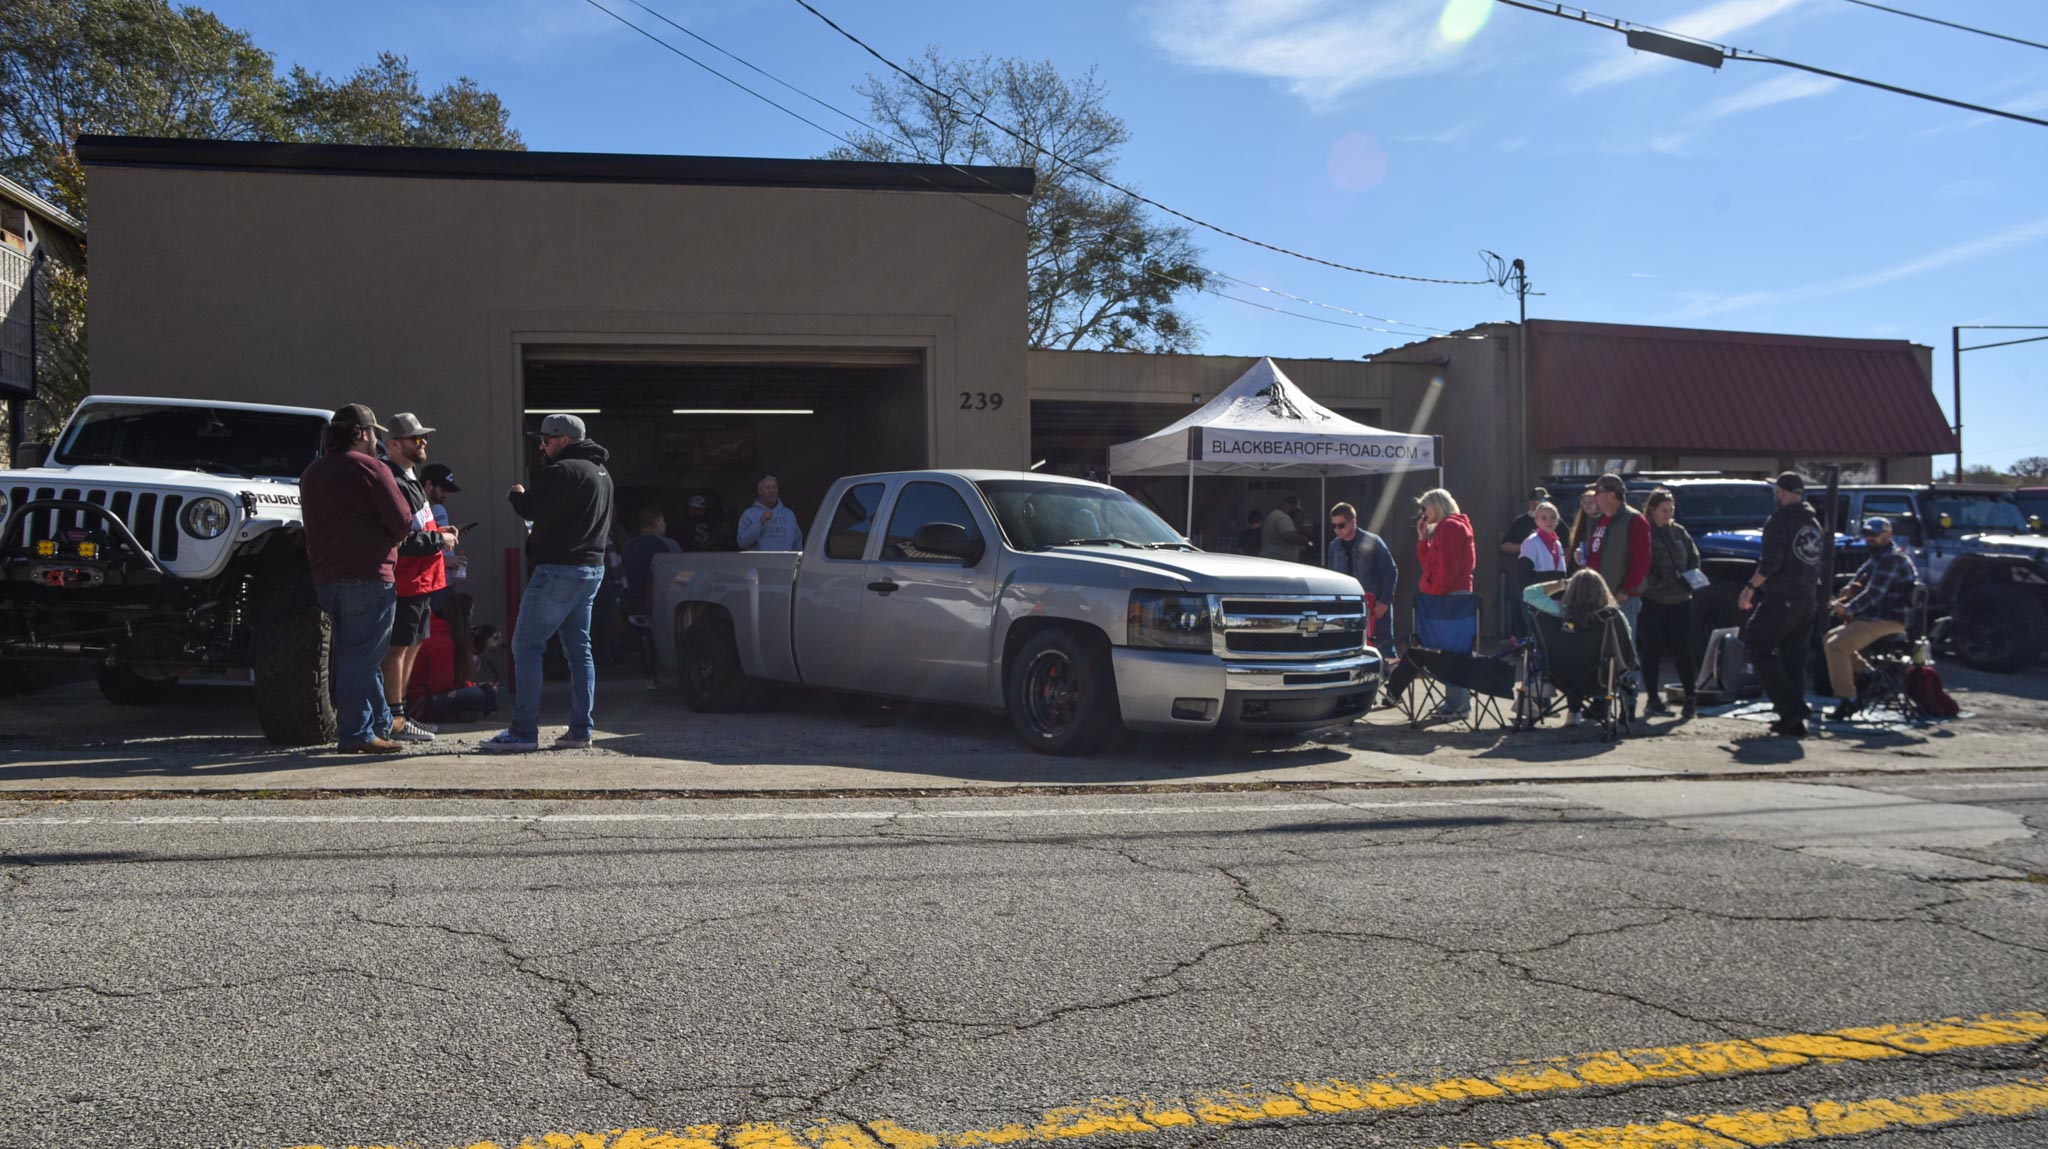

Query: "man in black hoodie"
(1739, 472), (1826, 738)
(481, 414), (615, 753)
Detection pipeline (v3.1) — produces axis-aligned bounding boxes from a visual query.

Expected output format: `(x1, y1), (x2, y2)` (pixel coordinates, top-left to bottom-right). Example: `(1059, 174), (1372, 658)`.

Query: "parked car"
(0, 396), (336, 742)
(651, 470), (1383, 755)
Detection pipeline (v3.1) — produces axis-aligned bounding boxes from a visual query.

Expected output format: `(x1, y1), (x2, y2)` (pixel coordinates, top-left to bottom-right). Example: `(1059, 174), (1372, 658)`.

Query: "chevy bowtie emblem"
(1298, 612), (1326, 636)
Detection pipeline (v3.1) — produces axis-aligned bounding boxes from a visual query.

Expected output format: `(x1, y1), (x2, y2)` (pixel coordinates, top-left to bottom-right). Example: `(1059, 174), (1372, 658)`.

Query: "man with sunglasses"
(483, 413), (615, 753)
(380, 413), (458, 742)
(1325, 502), (1397, 651)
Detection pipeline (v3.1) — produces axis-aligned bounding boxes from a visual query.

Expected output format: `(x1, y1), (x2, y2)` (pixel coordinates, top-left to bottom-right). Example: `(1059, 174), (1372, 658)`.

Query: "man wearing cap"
(1739, 472), (1827, 737)
(1588, 473), (1653, 635)
(299, 405), (414, 754)
(482, 413), (615, 752)
(421, 463), (467, 600)
(379, 414), (458, 742)
(1823, 517), (1920, 721)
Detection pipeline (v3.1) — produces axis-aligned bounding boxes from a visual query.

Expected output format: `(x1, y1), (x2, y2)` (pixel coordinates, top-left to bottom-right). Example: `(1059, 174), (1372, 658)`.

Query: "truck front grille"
(8, 484), (186, 563)
(1214, 595), (1367, 660)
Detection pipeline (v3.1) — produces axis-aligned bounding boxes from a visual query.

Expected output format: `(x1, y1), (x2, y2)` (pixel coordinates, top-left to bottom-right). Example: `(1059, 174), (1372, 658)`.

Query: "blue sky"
(203, 0), (2048, 471)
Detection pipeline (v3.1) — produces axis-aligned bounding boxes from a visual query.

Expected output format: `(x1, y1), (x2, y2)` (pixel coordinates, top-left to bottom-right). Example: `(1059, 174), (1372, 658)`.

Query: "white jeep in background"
(0, 396), (337, 744)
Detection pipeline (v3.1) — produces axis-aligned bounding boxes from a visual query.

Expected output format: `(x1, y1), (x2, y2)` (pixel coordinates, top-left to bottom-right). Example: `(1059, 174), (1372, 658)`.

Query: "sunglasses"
(1330, 520), (1356, 530)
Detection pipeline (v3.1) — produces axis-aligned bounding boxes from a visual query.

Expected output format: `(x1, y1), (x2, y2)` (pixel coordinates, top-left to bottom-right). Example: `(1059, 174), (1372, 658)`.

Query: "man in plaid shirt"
(1825, 516), (1920, 720)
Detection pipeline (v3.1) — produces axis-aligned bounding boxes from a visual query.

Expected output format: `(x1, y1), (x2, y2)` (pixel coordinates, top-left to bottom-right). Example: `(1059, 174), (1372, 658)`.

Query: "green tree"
(828, 50), (1207, 353)
(0, 0), (522, 437)
(1934, 466), (2020, 487)
(2009, 456), (2048, 481)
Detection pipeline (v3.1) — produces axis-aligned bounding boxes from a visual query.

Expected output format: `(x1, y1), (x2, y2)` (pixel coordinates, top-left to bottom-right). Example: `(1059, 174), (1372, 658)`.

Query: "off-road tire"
(252, 567), (337, 746)
(1006, 628), (1119, 756)
(94, 665), (179, 705)
(1950, 583), (2048, 674)
(677, 614), (753, 713)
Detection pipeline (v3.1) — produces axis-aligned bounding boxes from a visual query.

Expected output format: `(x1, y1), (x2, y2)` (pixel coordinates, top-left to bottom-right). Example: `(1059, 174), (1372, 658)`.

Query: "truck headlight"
(181, 497), (231, 539)
(1128, 590), (1212, 651)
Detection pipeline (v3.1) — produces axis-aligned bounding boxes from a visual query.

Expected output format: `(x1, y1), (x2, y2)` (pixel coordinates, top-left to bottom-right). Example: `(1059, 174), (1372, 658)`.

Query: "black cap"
(331, 403), (387, 433)
(1529, 486), (1550, 501)
(420, 463), (460, 492)
(1775, 471), (1806, 493)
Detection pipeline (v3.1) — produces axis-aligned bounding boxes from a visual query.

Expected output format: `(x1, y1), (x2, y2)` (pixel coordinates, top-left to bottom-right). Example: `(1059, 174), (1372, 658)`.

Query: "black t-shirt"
(1502, 511), (1538, 548)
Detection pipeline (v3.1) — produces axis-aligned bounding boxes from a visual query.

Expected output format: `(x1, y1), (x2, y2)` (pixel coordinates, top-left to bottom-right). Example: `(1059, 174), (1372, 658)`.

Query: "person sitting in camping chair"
(1520, 569), (1640, 739)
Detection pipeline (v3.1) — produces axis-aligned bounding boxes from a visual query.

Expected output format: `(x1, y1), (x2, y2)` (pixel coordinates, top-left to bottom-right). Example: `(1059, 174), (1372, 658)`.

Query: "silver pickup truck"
(650, 470), (1381, 754)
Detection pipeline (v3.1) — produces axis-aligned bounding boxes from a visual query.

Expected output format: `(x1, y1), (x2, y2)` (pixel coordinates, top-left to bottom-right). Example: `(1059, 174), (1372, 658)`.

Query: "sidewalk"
(0, 664), (2040, 796)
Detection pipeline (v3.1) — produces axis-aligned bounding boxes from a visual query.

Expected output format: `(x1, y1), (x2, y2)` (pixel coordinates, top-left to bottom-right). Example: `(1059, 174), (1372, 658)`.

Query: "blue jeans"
(511, 564), (605, 740)
(317, 580), (395, 748)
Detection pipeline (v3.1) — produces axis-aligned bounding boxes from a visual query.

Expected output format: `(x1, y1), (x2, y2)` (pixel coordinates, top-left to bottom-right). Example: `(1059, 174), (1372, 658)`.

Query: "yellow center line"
(277, 1010), (2048, 1149)
(1440, 1076), (2048, 1147)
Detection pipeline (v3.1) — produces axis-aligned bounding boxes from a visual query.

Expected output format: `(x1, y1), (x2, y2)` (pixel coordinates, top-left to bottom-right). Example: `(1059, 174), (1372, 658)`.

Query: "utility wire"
(582, 0), (1469, 340)
(1836, 0), (2048, 53)
(790, 0), (1497, 286)
(1207, 271), (1453, 334)
(1494, 0), (2048, 129)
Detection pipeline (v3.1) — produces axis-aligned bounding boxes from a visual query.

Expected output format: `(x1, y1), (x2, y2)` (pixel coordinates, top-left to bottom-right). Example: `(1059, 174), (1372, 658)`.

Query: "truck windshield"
(1665, 485), (1776, 533)
(55, 404), (326, 480)
(1928, 493), (2029, 533)
(975, 480), (1190, 551)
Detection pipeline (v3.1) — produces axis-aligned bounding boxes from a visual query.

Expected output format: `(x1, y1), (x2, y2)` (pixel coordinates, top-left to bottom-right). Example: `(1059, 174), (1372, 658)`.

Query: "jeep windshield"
(1650, 484), (1774, 534)
(54, 404), (325, 480)
(1929, 492), (2030, 533)
(975, 480), (1193, 551)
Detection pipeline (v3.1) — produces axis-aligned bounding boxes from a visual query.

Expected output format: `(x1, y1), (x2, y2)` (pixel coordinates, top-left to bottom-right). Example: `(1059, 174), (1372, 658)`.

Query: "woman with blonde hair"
(1414, 486), (1477, 719)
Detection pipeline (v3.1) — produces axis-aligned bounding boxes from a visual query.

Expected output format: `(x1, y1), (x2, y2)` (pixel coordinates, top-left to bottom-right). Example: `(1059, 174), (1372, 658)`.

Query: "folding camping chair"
(1517, 605), (1639, 742)
(1840, 584), (1931, 724)
(1389, 593), (1510, 731)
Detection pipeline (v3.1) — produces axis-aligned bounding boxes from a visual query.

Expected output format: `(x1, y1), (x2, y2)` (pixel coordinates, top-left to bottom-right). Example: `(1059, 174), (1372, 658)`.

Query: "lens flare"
(1438, 0), (1492, 44)
(1327, 132), (1389, 192)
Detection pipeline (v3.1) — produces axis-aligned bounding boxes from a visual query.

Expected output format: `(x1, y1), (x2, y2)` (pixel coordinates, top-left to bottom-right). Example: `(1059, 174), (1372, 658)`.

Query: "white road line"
(0, 797), (1562, 827)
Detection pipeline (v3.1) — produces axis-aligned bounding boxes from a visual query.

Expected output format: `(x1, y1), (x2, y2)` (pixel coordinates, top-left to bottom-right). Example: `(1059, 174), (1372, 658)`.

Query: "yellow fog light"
(77, 542), (97, 559)
(35, 540), (56, 556)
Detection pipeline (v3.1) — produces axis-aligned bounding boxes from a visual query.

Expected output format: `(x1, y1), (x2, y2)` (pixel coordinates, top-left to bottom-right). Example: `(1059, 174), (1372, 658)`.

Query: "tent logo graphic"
(1254, 383), (1330, 422)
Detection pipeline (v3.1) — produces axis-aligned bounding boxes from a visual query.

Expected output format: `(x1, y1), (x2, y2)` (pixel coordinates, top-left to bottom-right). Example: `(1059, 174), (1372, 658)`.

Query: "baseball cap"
(1529, 486), (1550, 501)
(1594, 473), (1628, 496)
(536, 413), (586, 440)
(386, 412), (436, 438)
(1775, 471), (1807, 493)
(420, 463), (460, 492)
(1862, 516), (1892, 535)
(330, 403), (387, 433)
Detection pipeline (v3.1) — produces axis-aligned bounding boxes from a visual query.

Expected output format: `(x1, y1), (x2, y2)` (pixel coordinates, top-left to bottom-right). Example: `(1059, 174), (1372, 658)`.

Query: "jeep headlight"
(1128, 590), (1213, 651)
(181, 497), (232, 539)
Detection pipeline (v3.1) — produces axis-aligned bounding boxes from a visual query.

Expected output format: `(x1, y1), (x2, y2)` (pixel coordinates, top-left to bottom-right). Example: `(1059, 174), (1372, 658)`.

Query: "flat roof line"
(74, 135), (1037, 197)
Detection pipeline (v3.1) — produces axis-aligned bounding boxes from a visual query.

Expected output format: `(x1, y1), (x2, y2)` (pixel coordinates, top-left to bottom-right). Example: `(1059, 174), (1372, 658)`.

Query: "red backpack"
(1905, 666), (1960, 719)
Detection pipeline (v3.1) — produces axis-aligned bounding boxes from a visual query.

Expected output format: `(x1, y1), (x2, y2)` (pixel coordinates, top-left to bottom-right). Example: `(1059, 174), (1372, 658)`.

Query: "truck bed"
(650, 550), (803, 683)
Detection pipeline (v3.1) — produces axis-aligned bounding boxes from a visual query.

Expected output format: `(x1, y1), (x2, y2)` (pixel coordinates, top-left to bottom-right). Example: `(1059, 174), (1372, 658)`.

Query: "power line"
(1836, 0), (2048, 53)
(1204, 289), (1450, 337)
(789, 0), (1497, 286)
(1206, 272), (1454, 334)
(1494, 0), (2048, 129)
(581, 0), (1471, 340)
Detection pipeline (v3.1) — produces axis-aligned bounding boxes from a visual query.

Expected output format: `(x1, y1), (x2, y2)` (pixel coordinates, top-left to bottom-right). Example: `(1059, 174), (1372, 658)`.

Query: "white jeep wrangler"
(0, 396), (336, 744)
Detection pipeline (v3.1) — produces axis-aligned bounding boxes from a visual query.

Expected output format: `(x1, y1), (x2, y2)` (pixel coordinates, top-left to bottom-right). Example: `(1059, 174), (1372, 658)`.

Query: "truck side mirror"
(912, 522), (983, 565)
(14, 443), (46, 469)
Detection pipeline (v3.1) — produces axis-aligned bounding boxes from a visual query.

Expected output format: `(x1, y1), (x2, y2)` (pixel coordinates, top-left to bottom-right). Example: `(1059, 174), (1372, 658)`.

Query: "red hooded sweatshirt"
(1418, 512), (1476, 595)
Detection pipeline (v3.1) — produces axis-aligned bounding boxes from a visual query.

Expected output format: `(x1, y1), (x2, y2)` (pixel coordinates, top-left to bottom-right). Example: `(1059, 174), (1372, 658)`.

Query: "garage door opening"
(522, 346), (926, 549)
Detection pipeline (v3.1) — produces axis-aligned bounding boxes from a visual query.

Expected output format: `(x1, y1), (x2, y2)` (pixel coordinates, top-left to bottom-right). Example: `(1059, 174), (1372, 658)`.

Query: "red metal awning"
(1528, 319), (1958, 456)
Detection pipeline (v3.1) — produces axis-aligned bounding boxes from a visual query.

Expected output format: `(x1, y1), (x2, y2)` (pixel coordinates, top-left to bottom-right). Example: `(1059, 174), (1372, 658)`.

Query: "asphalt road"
(3, 773), (2047, 1149)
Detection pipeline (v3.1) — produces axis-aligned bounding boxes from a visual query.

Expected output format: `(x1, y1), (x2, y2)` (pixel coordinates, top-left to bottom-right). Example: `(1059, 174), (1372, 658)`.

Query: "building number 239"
(959, 391), (1004, 411)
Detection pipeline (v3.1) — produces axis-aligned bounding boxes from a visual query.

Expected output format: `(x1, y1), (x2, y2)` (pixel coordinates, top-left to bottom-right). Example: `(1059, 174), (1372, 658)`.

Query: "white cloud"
(1672, 216), (2048, 320)
(1648, 133), (1687, 155)
(1694, 73), (1838, 121)
(1391, 121), (1473, 145)
(1567, 0), (1806, 93)
(1139, 0), (1475, 108)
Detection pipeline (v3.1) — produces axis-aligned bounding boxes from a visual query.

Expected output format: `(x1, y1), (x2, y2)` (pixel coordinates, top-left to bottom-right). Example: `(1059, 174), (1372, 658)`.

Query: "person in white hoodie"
(737, 474), (804, 551)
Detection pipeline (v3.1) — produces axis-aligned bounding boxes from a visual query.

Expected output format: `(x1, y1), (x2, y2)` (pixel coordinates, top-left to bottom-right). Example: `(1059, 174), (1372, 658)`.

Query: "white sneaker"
(387, 717), (436, 743)
(404, 717), (439, 735)
(478, 730), (538, 753)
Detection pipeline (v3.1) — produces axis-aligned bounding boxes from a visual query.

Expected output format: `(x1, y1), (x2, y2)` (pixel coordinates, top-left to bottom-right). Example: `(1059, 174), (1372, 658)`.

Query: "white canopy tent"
(1106, 357), (1441, 537)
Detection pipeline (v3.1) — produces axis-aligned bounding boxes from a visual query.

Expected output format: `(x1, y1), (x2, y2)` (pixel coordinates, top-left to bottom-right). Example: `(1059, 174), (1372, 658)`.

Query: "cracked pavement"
(1, 772), (2046, 1148)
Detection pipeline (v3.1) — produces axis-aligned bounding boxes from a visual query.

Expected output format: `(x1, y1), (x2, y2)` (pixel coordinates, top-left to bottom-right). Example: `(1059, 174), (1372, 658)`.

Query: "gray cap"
(386, 412), (436, 438)
(538, 413), (586, 439)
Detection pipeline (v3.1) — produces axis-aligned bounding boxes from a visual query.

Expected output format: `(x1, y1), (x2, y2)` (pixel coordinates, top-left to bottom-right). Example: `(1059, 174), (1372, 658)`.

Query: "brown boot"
(339, 738), (406, 754)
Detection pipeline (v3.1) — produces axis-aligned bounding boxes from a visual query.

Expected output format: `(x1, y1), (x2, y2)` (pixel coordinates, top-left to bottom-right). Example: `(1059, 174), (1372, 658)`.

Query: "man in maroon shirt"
(1588, 472), (1653, 636)
(300, 404), (413, 753)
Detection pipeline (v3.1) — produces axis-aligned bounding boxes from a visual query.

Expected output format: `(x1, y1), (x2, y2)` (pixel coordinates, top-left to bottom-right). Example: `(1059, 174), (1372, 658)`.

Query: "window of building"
(824, 482), (885, 561)
(882, 482), (983, 564)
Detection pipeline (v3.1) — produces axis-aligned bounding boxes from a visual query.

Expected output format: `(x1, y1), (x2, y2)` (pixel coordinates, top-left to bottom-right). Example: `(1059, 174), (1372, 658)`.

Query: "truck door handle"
(867, 580), (899, 595)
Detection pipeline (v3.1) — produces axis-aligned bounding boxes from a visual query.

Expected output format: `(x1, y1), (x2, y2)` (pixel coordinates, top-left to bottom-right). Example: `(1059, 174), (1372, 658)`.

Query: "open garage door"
(522, 346), (926, 550)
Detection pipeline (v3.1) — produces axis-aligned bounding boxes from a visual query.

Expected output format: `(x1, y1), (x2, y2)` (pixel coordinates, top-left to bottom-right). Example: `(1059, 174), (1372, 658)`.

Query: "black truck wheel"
(1950, 583), (2048, 673)
(252, 567), (338, 746)
(95, 665), (179, 705)
(1006, 628), (1119, 756)
(677, 614), (753, 713)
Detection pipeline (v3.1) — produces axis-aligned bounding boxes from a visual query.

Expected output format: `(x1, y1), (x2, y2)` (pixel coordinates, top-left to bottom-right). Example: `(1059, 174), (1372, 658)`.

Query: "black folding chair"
(1519, 606), (1638, 742)
(1844, 584), (1930, 724)
(1391, 643), (1515, 731)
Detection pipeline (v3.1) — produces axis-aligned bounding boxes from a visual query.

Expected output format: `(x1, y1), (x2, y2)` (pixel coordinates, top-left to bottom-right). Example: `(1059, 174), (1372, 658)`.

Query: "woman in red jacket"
(1414, 488), (1478, 718)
